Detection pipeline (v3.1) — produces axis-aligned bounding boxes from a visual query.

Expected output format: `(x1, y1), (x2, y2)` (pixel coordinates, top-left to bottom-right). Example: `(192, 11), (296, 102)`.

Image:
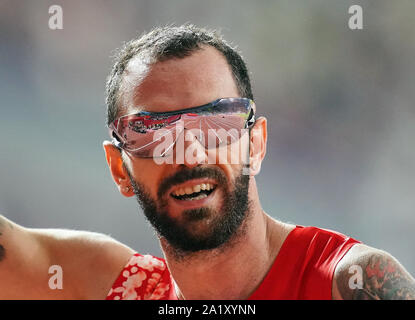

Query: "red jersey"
(106, 225), (360, 300)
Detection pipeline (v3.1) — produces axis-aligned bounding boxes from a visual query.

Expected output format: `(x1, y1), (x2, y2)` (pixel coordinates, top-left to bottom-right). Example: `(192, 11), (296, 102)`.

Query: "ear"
(248, 117), (267, 176)
(102, 141), (134, 197)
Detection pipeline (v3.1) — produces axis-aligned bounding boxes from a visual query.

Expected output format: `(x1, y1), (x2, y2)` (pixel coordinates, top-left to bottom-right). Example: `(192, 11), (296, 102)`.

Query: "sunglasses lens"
(181, 114), (246, 149)
(111, 98), (253, 158)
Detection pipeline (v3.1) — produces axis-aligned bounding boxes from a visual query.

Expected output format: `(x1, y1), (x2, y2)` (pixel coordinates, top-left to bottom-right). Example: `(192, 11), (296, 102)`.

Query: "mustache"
(157, 166), (227, 198)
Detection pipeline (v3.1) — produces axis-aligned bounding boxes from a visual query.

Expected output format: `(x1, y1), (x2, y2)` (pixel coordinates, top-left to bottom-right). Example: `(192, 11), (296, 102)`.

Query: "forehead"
(120, 46), (240, 114)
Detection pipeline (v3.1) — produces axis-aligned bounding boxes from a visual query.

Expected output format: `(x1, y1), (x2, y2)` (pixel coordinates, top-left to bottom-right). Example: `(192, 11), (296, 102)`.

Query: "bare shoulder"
(31, 227), (136, 299)
(332, 243), (415, 300)
(0, 214), (135, 299)
(0, 215), (51, 298)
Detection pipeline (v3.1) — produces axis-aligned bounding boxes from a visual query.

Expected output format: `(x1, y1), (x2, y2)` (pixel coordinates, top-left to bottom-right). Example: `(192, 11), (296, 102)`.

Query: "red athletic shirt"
(106, 225), (360, 300)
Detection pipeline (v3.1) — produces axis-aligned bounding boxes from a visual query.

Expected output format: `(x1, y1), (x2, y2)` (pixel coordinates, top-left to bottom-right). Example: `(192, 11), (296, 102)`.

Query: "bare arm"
(332, 243), (415, 300)
(0, 214), (52, 299)
(0, 214), (135, 299)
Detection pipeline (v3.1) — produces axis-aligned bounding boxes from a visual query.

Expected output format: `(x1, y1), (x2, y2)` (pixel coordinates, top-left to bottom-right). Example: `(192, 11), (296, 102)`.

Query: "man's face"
(117, 46), (252, 254)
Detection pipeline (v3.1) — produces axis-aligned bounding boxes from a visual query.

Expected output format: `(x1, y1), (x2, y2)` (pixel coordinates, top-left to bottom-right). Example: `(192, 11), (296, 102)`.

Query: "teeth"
(172, 183), (215, 197)
(192, 193), (208, 200)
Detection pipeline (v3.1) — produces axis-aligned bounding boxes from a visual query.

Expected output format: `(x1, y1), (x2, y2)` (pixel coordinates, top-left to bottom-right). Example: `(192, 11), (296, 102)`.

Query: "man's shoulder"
(285, 225), (360, 254)
(32, 228), (136, 299)
(332, 243), (415, 300)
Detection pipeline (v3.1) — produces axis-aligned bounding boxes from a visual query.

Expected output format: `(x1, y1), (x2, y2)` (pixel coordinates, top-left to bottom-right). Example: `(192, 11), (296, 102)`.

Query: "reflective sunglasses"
(109, 97), (255, 158)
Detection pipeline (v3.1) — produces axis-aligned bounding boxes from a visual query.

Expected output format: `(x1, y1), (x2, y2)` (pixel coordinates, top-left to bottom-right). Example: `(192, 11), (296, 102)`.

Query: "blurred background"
(1, 0), (414, 273)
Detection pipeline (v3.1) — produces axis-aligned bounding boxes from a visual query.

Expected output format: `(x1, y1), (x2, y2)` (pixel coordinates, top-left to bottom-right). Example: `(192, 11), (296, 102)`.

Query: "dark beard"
(126, 165), (251, 256)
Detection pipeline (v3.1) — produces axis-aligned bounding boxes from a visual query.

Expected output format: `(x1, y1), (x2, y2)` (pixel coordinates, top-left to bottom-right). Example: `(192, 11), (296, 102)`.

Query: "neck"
(160, 179), (294, 300)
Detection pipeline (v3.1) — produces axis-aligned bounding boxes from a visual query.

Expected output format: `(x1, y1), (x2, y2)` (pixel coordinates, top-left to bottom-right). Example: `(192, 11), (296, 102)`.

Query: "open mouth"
(170, 183), (217, 201)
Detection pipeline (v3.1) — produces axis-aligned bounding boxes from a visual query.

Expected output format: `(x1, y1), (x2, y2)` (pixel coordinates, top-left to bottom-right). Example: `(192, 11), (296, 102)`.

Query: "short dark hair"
(105, 24), (254, 126)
